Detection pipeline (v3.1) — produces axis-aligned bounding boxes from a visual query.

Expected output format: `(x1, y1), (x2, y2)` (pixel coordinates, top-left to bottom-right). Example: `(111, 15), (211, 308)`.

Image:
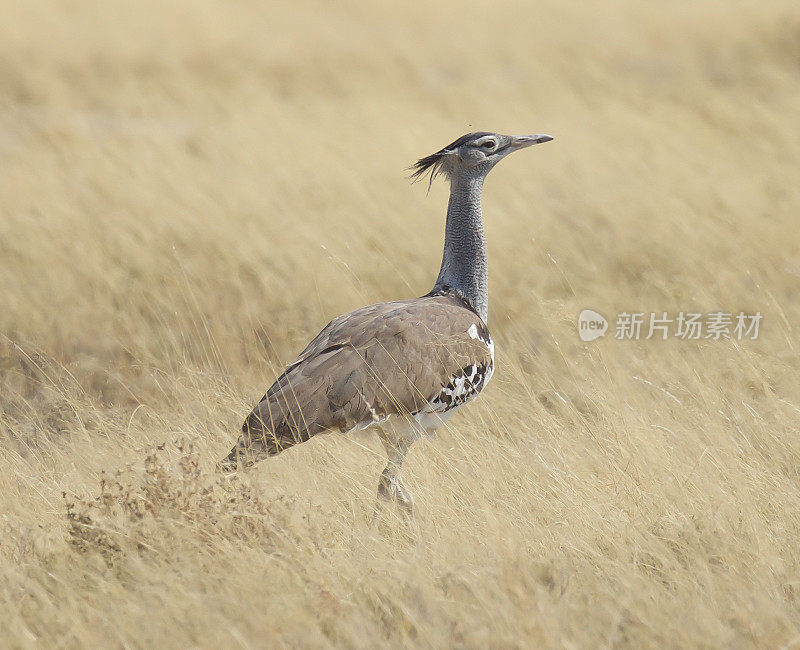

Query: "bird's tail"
(216, 448), (240, 473)
(216, 417), (295, 473)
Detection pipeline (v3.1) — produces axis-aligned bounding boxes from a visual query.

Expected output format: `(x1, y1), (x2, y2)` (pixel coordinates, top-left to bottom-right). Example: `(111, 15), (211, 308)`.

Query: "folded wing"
(224, 293), (492, 467)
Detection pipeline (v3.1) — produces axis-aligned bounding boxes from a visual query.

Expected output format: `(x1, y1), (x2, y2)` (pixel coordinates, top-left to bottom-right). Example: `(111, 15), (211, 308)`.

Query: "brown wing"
(223, 293), (492, 467)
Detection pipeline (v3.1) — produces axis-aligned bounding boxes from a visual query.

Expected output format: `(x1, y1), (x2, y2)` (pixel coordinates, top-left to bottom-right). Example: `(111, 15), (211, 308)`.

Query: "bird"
(218, 131), (553, 513)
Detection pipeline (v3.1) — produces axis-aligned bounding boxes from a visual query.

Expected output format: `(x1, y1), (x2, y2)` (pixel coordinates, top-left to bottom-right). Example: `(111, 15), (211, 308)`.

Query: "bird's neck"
(433, 171), (488, 322)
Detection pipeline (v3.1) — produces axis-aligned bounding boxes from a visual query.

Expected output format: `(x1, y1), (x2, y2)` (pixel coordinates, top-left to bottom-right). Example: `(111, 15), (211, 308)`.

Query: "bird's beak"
(510, 134), (554, 150)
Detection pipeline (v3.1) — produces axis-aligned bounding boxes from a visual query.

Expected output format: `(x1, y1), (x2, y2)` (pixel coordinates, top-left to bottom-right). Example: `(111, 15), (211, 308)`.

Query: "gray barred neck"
(432, 171), (489, 323)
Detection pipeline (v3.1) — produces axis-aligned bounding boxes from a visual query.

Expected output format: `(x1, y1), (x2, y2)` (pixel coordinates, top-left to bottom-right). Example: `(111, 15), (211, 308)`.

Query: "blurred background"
(2, 1), (800, 647)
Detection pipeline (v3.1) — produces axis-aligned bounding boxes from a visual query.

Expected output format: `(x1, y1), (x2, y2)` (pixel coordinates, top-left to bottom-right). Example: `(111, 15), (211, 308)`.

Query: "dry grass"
(2, 0), (800, 647)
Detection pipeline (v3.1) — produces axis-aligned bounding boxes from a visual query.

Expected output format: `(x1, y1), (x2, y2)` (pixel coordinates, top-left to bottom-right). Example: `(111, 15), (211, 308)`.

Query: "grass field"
(2, 0), (800, 647)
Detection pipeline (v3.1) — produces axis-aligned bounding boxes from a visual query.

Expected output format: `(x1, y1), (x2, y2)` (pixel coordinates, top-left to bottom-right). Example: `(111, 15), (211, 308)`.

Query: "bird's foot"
(377, 473), (414, 517)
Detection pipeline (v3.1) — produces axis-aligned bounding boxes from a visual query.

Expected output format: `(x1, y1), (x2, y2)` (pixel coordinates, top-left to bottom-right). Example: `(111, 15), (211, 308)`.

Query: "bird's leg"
(376, 425), (418, 516)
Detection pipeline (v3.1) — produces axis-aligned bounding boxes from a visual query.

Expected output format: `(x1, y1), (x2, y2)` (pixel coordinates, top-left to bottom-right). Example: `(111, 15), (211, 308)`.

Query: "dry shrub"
(63, 441), (321, 567)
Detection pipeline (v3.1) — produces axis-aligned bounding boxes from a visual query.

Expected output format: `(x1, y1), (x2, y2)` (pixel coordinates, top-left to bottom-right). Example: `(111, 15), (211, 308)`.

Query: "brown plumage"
(220, 291), (492, 469)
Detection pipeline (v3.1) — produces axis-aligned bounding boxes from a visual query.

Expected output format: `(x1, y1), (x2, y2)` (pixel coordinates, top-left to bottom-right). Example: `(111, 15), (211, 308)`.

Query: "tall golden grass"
(2, 0), (800, 646)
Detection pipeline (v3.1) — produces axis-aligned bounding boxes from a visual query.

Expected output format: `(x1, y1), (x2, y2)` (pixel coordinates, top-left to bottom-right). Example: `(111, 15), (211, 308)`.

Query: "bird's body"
(219, 131), (553, 511)
(239, 292), (494, 451)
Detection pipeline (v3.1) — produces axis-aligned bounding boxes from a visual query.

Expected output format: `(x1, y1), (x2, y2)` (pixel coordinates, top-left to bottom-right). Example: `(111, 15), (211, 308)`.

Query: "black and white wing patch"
(428, 361), (493, 413)
(423, 324), (494, 416)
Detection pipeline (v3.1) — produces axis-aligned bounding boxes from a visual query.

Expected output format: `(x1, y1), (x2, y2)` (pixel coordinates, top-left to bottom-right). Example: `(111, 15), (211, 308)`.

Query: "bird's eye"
(481, 140), (496, 150)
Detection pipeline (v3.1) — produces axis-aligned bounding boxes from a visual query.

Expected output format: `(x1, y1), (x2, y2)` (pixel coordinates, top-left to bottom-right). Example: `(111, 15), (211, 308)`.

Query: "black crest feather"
(409, 132), (493, 188)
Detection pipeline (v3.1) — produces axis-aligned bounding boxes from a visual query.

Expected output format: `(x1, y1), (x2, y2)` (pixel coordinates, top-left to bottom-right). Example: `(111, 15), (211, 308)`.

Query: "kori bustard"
(219, 131), (553, 512)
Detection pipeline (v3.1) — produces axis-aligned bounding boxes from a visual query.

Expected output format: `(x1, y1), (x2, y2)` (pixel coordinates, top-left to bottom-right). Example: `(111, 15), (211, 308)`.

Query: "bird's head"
(411, 131), (553, 186)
